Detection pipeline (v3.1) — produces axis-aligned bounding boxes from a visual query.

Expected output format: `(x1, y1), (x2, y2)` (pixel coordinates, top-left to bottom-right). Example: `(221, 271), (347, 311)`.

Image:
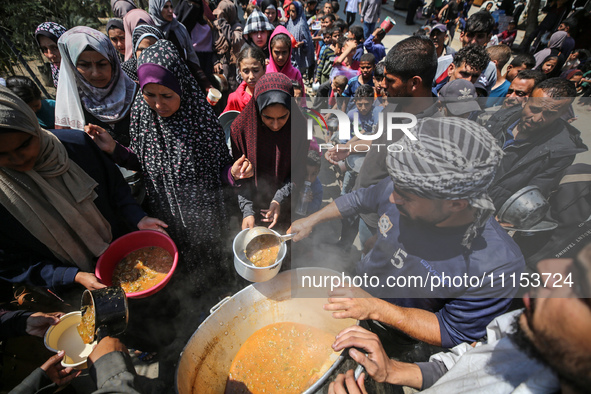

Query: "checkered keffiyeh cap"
(387, 117), (503, 247)
(243, 9), (275, 35)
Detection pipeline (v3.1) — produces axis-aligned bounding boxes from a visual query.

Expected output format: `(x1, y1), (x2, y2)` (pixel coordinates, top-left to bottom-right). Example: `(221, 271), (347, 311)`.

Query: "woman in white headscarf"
(0, 85), (166, 291)
(54, 26), (137, 146)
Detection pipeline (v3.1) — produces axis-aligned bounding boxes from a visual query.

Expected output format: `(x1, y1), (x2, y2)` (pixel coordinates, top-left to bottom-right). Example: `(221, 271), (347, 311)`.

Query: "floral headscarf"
(35, 22), (67, 88)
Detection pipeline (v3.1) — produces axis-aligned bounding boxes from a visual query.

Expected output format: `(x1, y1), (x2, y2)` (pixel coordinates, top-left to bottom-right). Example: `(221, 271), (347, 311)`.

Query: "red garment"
(223, 81), (252, 113)
(497, 29), (517, 45)
(230, 73), (309, 188)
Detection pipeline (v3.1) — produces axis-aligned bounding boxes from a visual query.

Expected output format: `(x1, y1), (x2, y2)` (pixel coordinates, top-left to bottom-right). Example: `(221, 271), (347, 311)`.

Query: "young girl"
(540, 55), (559, 76)
(224, 46), (266, 113)
(243, 9), (275, 58)
(267, 26), (306, 95)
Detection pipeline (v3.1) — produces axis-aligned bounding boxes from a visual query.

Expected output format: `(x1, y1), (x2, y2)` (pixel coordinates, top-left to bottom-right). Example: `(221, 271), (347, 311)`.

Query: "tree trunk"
(525, 0), (542, 36)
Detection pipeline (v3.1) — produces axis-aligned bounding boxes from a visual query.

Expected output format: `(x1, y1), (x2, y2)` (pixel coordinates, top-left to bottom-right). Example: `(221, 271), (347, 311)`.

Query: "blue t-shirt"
(334, 178), (525, 347)
(485, 79), (511, 108)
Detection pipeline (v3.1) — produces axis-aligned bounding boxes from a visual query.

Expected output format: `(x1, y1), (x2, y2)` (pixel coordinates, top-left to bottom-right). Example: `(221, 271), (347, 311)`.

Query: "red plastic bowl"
(95, 230), (178, 299)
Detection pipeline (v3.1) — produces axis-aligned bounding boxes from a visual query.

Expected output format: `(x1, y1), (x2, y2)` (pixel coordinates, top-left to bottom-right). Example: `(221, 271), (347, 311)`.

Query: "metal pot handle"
(209, 296), (231, 315)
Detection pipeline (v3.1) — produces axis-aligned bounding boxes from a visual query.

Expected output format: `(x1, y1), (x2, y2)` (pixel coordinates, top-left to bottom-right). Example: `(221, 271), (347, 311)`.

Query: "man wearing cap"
(329, 243), (591, 394)
(434, 11), (497, 96)
(483, 78), (587, 210)
(437, 79), (481, 118)
(289, 117), (525, 349)
(430, 24), (456, 58)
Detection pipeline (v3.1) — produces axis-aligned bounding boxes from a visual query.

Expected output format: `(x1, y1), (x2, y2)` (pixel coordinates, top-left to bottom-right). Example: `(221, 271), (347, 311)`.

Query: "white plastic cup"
(207, 88), (222, 105)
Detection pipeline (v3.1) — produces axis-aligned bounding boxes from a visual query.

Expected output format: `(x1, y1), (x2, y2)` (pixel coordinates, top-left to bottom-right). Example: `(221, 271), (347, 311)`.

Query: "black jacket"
(483, 105), (588, 210)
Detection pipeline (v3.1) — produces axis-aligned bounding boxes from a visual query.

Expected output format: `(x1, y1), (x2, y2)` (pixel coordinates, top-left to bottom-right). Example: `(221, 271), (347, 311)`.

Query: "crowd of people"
(1, 0), (590, 392)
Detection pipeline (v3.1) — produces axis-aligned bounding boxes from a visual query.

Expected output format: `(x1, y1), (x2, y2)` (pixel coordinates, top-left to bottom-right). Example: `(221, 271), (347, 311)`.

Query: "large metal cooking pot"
(176, 268), (357, 394)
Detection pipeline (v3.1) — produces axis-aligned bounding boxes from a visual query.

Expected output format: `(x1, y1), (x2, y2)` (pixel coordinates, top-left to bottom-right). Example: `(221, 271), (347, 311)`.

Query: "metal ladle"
(242, 226), (295, 255)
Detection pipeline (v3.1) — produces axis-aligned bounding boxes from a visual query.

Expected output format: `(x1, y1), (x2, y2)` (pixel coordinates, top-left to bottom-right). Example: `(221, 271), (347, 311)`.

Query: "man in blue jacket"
(289, 117), (525, 348)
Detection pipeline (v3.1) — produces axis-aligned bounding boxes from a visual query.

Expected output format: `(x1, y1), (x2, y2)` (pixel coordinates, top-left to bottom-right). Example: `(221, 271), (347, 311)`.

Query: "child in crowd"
(373, 61), (386, 100)
(305, 0), (319, 20)
(5, 76), (55, 129)
(243, 9), (275, 58)
(267, 26), (306, 94)
(341, 84), (377, 195)
(315, 28), (337, 84)
(343, 53), (375, 110)
(562, 49), (589, 73)
(364, 27), (386, 63)
(496, 20), (517, 46)
(323, 1), (335, 15)
(293, 80), (305, 98)
(332, 36), (360, 77)
(538, 55), (559, 77)
(308, 10), (324, 29)
(296, 150), (323, 217)
(335, 19), (348, 34)
(331, 1), (340, 17)
(224, 46), (266, 113)
(321, 13), (336, 29)
(316, 27), (333, 60)
(485, 44), (512, 108)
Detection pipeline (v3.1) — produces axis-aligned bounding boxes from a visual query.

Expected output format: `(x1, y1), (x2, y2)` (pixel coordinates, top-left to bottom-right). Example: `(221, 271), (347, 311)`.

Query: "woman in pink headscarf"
(123, 9), (155, 61)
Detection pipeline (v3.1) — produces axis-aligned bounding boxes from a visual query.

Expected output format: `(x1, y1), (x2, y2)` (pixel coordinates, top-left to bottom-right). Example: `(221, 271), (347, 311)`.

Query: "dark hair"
(541, 55), (559, 67)
(333, 75), (348, 89)
(5, 76), (41, 104)
(292, 80), (303, 91)
(560, 19), (574, 31)
(307, 149), (321, 167)
(465, 11), (495, 34)
(360, 53), (376, 65)
(270, 33), (292, 51)
(236, 45), (266, 69)
(374, 62), (385, 80)
(334, 19), (347, 33)
(331, 0), (339, 13)
(510, 53), (536, 69)
(323, 27), (336, 37)
(355, 84), (375, 98)
(336, 36), (347, 47)
(535, 77), (577, 98)
(453, 44), (490, 73)
(515, 69), (546, 87)
(574, 49), (590, 62)
(323, 13), (336, 22)
(384, 36), (437, 88)
(349, 25), (363, 43)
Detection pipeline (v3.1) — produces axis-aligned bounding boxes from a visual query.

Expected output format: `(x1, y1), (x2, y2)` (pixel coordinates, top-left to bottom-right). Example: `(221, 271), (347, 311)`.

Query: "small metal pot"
(497, 186), (550, 229)
(81, 287), (128, 342)
(232, 228), (286, 282)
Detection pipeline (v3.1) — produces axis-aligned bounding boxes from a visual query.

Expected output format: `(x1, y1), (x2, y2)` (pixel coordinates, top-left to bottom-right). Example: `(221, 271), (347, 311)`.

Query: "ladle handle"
(279, 233), (295, 242)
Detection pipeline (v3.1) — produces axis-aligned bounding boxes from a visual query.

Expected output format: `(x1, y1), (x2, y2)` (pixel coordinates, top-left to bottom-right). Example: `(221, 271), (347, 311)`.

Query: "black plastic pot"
(81, 287), (128, 342)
